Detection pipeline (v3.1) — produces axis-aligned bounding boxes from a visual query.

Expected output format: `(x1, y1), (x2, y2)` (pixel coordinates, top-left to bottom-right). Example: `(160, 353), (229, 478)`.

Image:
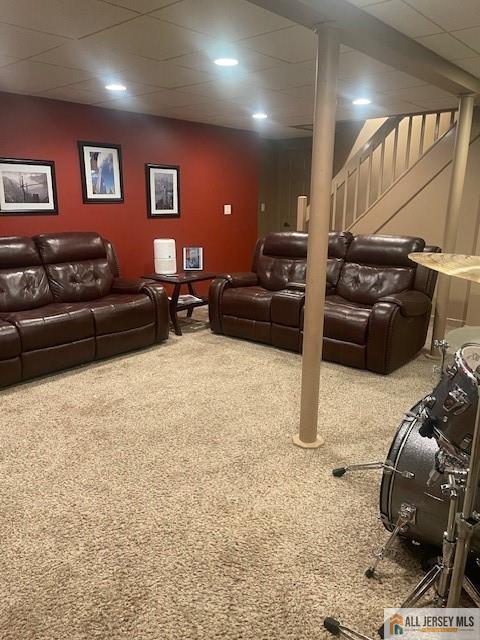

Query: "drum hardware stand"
(332, 460), (415, 479)
(324, 470), (479, 640)
(365, 504), (417, 579)
(325, 395), (480, 640)
(446, 394), (480, 607)
(426, 339), (449, 368)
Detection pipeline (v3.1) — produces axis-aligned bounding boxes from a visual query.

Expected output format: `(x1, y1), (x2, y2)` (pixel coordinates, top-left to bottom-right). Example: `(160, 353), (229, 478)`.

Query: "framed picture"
(0, 158), (58, 216)
(146, 164), (180, 218)
(78, 141), (123, 203)
(183, 247), (203, 271)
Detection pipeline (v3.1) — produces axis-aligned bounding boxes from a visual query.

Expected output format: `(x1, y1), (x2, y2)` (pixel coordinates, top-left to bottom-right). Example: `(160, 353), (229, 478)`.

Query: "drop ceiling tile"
(36, 85), (108, 104)
(151, 0), (293, 40)
(416, 32), (479, 60)
(346, 0), (391, 5)
(408, 96), (459, 110)
(452, 27), (480, 55)
(406, 0), (480, 32)
(386, 83), (452, 101)
(82, 15), (209, 61)
(240, 61), (315, 91)
(118, 58), (212, 88)
(0, 54), (18, 67)
(0, 22), (68, 58)
(70, 77), (159, 98)
(454, 57), (480, 78)
(370, 69), (428, 90)
(338, 50), (394, 81)
(174, 78), (262, 101)
(366, 0), (442, 37)
(0, 0), (136, 38)
(32, 42), (153, 75)
(241, 25), (316, 63)
(97, 87), (211, 110)
(171, 48), (283, 73)
(279, 84), (315, 101)
(101, 0), (178, 12)
(0, 61), (93, 94)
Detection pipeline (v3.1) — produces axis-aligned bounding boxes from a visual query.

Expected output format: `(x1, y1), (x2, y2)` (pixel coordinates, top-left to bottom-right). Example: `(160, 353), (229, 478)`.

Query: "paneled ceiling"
(0, 0), (478, 138)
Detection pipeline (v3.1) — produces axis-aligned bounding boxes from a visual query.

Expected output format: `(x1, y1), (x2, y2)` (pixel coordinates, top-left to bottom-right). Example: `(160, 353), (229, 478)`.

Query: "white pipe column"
(430, 94), (475, 355)
(293, 26), (340, 448)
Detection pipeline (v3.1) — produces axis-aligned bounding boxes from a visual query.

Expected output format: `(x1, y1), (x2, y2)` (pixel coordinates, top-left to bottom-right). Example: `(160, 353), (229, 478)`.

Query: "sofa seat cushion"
(86, 293), (154, 335)
(0, 320), (21, 359)
(1, 303), (95, 351)
(324, 295), (372, 345)
(271, 289), (304, 327)
(300, 295), (372, 345)
(222, 286), (274, 322)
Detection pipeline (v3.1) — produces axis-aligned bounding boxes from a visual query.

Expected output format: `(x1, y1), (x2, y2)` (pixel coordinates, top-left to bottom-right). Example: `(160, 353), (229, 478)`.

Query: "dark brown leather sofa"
(209, 232), (440, 374)
(0, 232), (169, 388)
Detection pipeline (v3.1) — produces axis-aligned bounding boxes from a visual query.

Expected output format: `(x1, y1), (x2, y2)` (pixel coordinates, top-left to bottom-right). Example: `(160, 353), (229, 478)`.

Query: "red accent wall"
(0, 92), (259, 278)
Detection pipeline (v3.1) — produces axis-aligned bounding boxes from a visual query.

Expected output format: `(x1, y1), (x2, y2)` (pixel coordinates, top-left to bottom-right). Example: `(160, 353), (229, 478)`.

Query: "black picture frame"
(78, 141), (124, 204)
(145, 163), (180, 218)
(0, 157), (58, 216)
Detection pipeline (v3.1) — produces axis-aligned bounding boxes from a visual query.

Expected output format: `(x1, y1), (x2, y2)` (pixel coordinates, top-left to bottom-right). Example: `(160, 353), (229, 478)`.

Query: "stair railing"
(296, 109), (457, 232)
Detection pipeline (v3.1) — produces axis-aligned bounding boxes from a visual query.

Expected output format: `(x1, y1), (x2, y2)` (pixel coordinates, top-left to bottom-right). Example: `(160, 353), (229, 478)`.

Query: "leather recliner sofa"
(209, 231), (440, 374)
(0, 232), (169, 388)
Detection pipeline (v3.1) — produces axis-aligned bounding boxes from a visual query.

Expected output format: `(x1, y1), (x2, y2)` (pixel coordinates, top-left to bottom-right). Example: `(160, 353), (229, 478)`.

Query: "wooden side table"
(142, 271), (217, 336)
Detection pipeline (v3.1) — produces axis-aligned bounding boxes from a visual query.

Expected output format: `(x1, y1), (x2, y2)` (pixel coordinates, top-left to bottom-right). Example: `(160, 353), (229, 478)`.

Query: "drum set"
(324, 253), (480, 640)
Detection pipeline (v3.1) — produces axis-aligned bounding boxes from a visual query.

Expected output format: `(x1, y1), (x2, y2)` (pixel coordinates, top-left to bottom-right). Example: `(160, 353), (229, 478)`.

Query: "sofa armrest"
(378, 290), (431, 317)
(286, 281), (305, 292)
(111, 278), (169, 342)
(140, 282), (169, 342)
(219, 272), (258, 288)
(111, 277), (147, 293)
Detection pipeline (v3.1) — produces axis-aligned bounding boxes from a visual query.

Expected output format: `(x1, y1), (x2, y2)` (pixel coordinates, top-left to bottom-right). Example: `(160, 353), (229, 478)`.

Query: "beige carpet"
(0, 313), (439, 640)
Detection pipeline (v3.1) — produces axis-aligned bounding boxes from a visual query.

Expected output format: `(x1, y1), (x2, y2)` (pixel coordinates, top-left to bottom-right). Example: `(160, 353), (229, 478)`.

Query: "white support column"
(293, 26), (340, 449)
(296, 195), (308, 231)
(430, 94), (475, 355)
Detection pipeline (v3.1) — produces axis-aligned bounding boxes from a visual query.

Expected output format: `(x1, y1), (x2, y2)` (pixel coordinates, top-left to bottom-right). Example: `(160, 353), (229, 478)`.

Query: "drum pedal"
(365, 504), (417, 579)
(324, 617), (373, 640)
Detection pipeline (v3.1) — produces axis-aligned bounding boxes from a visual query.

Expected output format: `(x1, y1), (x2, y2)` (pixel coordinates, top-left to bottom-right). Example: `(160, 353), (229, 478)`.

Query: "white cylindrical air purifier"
(154, 238), (177, 274)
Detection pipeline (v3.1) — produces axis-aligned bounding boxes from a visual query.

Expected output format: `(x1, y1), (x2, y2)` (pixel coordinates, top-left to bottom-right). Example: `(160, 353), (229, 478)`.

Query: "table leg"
(170, 283), (182, 336)
(186, 282), (196, 318)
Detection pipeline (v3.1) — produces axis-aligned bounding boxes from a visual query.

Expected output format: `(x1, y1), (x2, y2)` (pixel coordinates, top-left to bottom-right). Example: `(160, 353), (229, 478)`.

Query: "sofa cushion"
(336, 234), (424, 305)
(336, 262), (415, 306)
(303, 295), (372, 345)
(34, 232), (113, 302)
(222, 286), (273, 322)
(86, 293), (154, 335)
(0, 320), (20, 359)
(1, 303), (95, 351)
(271, 290), (304, 327)
(0, 237), (53, 312)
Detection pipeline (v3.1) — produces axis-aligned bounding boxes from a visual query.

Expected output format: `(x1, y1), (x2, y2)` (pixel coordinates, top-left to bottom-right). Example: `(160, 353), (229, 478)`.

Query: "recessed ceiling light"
(252, 112), (268, 120)
(105, 83), (127, 91)
(352, 97), (371, 105)
(214, 57), (239, 67)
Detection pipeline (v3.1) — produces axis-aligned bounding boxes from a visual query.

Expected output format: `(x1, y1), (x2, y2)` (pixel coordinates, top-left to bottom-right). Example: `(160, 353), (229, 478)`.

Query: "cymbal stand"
(446, 388), (480, 607)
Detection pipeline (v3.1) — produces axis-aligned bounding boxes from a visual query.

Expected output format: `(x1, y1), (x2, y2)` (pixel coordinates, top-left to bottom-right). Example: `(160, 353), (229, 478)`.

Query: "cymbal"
(409, 252), (480, 284)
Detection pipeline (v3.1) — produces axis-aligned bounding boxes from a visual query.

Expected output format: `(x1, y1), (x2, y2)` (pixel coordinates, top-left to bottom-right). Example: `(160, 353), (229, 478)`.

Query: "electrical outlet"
(224, 204), (232, 215)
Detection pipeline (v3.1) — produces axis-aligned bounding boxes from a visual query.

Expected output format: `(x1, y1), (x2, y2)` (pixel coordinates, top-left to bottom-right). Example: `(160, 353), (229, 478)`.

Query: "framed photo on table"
(78, 141), (123, 203)
(146, 164), (180, 218)
(183, 247), (203, 271)
(0, 158), (58, 216)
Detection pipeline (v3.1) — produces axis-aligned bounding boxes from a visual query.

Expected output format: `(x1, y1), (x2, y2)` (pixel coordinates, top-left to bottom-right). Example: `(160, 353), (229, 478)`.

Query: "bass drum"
(379, 402), (480, 552)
